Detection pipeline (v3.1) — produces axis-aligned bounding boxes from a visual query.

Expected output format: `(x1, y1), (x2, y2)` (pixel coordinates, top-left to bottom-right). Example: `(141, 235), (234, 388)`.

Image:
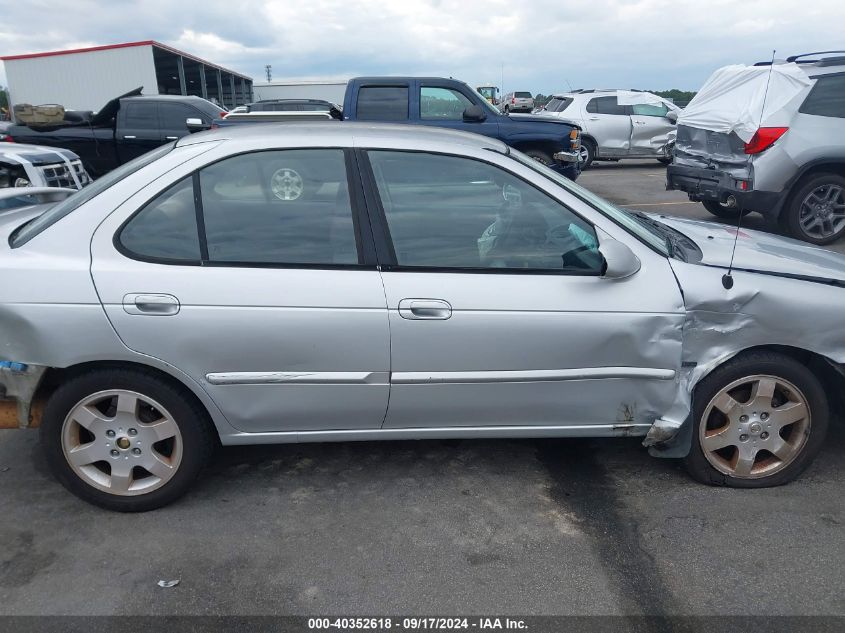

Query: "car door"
(417, 84), (501, 140)
(629, 102), (676, 157)
(359, 148), (685, 431)
(119, 101), (165, 162)
(90, 147), (390, 434)
(584, 96), (632, 157)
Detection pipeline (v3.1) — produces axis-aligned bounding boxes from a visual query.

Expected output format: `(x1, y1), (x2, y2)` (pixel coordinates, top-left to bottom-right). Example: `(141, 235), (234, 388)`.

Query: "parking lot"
(1, 161), (843, 620)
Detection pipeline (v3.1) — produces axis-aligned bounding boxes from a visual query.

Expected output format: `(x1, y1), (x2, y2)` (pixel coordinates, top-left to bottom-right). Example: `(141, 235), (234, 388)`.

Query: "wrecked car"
(0, 139), (91, 191)
(0, 123), (840, 511)
(668, 51), (845, 245)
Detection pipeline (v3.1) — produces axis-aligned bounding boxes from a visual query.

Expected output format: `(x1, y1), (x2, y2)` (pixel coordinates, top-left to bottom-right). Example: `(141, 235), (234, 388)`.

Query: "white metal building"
(253, 80), (348, 104)
(1, 41), (253, 112)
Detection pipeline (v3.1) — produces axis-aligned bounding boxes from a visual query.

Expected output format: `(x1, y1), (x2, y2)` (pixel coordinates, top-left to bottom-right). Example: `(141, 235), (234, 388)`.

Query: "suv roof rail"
(785, 51), (845, 63)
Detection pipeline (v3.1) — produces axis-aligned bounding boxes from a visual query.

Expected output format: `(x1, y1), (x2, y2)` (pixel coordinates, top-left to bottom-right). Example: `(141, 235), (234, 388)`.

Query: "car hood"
(506, 113), (582, 130)
(0, 142), (79, 164)
(655, 214), (845, 282)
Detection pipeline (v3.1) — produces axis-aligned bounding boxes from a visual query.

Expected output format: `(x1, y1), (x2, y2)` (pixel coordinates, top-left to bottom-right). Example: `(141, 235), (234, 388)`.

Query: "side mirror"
(666, 110), (679, 124)
(463, 105), (487, 122)
(599, 239), (641, 279)
(186, 117), (210, 132)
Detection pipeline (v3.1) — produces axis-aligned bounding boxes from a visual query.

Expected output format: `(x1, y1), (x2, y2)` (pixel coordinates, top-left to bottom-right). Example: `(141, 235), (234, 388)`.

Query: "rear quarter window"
(800, 74), (845, 118)
(356, 86), (409, 121)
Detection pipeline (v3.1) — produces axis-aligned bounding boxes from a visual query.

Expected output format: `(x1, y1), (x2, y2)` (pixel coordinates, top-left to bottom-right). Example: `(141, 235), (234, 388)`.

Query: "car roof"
(178, 121), (510, 154)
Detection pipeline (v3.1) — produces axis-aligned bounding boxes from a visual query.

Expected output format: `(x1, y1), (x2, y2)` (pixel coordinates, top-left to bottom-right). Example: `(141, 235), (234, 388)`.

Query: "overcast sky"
(2, 0), (844, 94)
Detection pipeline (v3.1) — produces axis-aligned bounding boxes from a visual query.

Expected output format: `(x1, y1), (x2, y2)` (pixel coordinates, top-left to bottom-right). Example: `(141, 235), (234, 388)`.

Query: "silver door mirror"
(599, 239), (641, 279)
(186, 117), (210, 132)
(666, 110), (679, 124)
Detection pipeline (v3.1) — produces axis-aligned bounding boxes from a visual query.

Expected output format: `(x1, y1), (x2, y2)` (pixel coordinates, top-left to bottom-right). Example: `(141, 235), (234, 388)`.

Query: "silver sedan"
(1, 123), (842, 511)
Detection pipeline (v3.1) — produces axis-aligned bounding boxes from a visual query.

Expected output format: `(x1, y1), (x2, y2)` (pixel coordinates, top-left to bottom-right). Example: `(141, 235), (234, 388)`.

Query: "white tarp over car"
(616, 91), (666, 106)
(678, 63), (812, 142)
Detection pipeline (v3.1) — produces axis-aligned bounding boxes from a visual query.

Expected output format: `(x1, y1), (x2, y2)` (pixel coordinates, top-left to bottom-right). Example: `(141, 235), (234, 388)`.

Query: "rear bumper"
(666, 164), (784, 220)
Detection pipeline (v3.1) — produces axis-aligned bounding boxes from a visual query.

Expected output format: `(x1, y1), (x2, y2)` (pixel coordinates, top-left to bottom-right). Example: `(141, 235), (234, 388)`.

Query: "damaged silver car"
(1, 123), (841, 511)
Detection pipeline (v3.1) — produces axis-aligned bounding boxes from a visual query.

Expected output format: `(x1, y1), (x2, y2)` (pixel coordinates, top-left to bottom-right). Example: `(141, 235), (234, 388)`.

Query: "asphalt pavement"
(0, 160), (843, 619)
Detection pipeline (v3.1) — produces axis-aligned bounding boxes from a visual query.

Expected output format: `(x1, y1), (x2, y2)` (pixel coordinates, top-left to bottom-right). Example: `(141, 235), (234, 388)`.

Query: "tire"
(504, 105), (510, 114)
(657, 157), (673, 165)
(702, 199), (751, 220)
(578, 139), (595, 169)
(685, 351), (828, 488)
(524, 149), (553, 166)
(785, 173), (845, 245)
(40, 368), (215, 511)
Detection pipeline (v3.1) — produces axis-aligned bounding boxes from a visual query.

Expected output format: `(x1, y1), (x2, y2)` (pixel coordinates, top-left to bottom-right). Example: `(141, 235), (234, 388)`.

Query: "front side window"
(800, 74), (845, 118)
(420, 87), (473, 120)
(356, 86), (409, 121)
(117, 149), (359, 266)
(631, 102), (670, 117)
(159, 103), (199, 129)
(586, 96), (627, 116)
(368, 151), (602, 273)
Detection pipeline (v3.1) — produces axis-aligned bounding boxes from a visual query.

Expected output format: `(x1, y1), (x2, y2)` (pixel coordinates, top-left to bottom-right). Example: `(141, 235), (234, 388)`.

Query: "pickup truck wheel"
(524, 149), (553, 166)
(40, 368), (214, 511)
(701, 200), (750, 219)
(685, 351), (828, 488)
(785, 173), (845, 244)
(578, 139), (595, 169)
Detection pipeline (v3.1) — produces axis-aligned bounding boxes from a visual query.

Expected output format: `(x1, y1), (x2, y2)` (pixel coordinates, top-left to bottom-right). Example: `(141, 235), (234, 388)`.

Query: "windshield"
(508, 149), (671, 256)
(10, 143), (175, 248)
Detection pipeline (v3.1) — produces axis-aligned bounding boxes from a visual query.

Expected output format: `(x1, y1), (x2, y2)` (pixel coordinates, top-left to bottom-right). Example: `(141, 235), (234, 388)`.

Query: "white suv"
(538, 89), (680, 168)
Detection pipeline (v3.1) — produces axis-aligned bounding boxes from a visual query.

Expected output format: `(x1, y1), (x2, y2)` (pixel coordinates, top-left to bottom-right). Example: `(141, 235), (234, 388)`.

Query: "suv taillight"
(512, 97), (516, 104)
(744, 127), (788, 154)
(0, 134), (13, 142)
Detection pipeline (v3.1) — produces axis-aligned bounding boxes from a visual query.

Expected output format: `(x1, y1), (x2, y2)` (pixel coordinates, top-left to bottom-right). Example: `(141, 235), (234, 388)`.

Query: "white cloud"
(2, 0), (845, 94)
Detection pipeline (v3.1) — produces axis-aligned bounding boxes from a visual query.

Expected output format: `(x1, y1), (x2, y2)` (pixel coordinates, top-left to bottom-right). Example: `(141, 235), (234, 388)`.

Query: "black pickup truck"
(5, 88), (225, 177)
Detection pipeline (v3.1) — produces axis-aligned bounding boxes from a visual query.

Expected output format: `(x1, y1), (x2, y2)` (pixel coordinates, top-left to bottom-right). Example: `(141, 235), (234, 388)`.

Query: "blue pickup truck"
(214, 77), (582, 180)
(341, 77), (581, 179)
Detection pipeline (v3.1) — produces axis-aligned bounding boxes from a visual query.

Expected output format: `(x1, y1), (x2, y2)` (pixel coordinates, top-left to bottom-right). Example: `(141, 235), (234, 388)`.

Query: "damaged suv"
(1, 124), (842, 511)
(668, 51), (845, 244)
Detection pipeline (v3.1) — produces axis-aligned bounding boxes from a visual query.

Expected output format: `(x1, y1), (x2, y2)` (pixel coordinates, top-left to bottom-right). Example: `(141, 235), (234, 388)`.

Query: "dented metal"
(0, 363), (45, 426)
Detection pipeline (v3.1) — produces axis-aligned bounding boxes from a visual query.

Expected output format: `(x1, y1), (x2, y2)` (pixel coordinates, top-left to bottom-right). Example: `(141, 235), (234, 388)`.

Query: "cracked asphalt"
(1, 161), (844, 619)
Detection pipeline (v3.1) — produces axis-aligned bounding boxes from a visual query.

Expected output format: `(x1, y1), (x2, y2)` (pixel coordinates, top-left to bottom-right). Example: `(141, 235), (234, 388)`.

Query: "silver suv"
(537, 89), (680, 168)
(500, 91), (534, 114)
(668, 51), (845, 245)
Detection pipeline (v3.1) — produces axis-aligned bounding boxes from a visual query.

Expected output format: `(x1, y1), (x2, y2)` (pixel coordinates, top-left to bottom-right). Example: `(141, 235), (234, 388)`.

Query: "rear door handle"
(398, 299), (452, 320)
(165, 136), (179, 140)
(123, 135), (137, 139)
(123, 293), (180, 316)
(588, 117), (600, 121)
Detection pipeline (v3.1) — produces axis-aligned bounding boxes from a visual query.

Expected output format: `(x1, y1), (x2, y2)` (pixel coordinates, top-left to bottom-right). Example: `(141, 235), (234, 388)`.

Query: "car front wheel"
(685, 352), (828, 488)
(41, 368), (214, 511)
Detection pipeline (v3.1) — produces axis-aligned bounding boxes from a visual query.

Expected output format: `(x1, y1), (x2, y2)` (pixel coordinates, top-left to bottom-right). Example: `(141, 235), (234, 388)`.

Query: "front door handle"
(398, 299), (452, 320)
(123, 293), (180, 316)
(165, 136), (179, 140)
(123, 135), (137, 139)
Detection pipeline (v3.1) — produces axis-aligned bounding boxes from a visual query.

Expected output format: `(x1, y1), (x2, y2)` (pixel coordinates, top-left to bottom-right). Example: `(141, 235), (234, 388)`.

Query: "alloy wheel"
(61, 390), (183, 496)
(798, 184), (845, 239)
(699, 375), (811, 479)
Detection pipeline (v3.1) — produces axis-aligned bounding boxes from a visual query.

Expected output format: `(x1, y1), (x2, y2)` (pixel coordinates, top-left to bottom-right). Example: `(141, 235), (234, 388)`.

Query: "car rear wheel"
(41, 368), (214, 511)
(785, 173), (845, 244)
(578, 139), (595, 169)
(685, 352), (828, 488)
(701, 200), (751, 220)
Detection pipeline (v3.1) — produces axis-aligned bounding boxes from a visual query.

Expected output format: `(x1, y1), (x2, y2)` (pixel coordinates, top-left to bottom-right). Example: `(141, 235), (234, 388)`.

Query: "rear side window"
(123, 101), (158, 128)
(800, 75), (845, 118)
(119, 177), (201, 261)
(631, 102), (670, 117)
(356, 86), (408, 121)
(586, 96), (627, 115)
(117, 149), (359, 266)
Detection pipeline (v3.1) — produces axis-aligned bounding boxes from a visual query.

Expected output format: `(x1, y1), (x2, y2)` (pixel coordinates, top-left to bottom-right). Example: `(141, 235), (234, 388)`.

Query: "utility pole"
(265, 65), (272, 82)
